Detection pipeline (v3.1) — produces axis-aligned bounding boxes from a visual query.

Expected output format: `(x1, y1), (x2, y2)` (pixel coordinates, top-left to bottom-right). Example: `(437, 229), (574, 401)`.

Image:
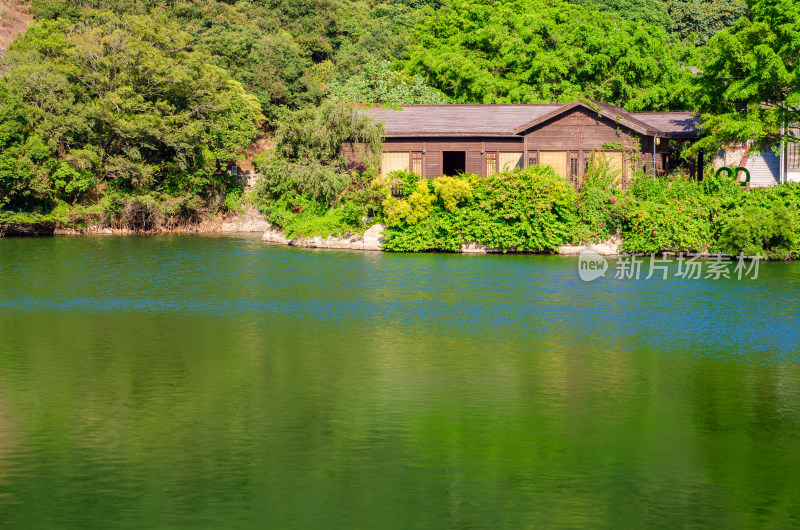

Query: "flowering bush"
(619, 174), (800, 258)
(620, 194), (715, 253)
(575, 155), (624, 243)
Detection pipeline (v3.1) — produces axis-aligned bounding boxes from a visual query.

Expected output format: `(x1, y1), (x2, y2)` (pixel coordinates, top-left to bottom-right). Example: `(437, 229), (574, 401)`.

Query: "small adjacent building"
(713, 130), (800, 187)
(364, 100), (701, 184)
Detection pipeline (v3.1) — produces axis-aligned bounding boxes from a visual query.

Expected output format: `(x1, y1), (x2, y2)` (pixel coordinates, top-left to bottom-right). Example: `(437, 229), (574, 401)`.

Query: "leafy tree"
(30, 0), (156, 19)
(570, 0), (673, 32)
(405, 0), (692, 110)
(254, 100), (384, 210)
(666, 0), (749, 45)
(691, 0), (800, 153)
(0, 10), (263, 211)
(328, 59), (447, 105)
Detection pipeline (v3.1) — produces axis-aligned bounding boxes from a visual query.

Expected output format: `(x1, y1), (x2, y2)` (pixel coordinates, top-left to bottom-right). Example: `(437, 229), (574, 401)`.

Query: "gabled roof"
(362, 100), (700, 139)
(513, 100), (661, 136)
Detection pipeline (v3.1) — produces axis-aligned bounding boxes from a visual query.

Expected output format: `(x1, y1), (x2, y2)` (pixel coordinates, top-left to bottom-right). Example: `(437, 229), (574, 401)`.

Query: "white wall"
(746, 151), (781, 187)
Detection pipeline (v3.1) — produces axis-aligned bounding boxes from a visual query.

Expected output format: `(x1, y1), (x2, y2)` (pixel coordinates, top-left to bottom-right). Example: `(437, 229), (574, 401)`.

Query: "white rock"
(261, 223), (385, 251)
(558, 236), (621, 256)
(222, 208), (272, 232)
(362, 224), (385, 251)
(262, 229), (291, 245)
(460, 241), (502, 254)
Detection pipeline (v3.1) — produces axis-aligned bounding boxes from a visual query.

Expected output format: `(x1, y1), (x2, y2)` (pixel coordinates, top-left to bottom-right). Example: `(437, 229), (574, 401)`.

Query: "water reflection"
(0, 235), (799, 527)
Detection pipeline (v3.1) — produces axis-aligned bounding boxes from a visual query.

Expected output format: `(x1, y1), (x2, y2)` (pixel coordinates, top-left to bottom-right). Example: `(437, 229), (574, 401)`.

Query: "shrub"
(576, 155), (623, 243)
(255, 100), (383, 208)
(432, 176), (472, 212)
(620, 195), (715, 253)
(383, 166), (577, 252)
(384, 179), (435, 226)
(717, 204), (798, 259)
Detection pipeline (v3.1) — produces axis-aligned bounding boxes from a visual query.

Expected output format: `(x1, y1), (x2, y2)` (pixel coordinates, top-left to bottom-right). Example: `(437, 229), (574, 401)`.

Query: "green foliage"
(620, 191), (716, 253)
(223, 186), (247, 215)
(328, 60), (448, 105)
(576, 156), (624, 243)
(383, 166), (578, 252)
(666, 0), (749, 45)
(432, 176), (473, 212)
(691, 0), (800, 154)
(571, 0), (673, 32)
(470, 167), (577, 250)
(718, 204), (798, 259)
(29, 0), (426, 124)
(252, 101), (384, 237)
(283, 202), (366, 239)
(406, 0), (692, 110)
(254, 100), (383, 209)
(384, 179), (436, 225)
(0, 10), (262, 215)
(6, 0), (798, 248)
(617, 174), (800, 258)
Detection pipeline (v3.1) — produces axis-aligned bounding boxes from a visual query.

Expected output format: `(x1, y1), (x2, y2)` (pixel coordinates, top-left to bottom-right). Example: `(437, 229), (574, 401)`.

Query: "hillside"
(2, 0), (796, 236)
(0, 1), (32, 56)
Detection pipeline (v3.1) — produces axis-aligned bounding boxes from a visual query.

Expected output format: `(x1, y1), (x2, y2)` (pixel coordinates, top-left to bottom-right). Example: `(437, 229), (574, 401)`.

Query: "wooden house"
(363, 100), (701, 184)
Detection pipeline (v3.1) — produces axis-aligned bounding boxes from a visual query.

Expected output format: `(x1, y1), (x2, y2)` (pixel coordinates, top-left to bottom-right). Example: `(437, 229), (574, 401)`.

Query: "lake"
(1, 234), (799, 528)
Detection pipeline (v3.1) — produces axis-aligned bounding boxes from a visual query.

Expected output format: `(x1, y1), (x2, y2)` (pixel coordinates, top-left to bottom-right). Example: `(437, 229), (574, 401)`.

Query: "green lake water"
(1, 234), (799, 528)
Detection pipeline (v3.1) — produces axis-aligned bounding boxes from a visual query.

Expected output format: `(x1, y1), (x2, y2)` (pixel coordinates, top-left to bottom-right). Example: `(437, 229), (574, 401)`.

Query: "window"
(788, 142), (800, 171)
(539, 151), (568, 179)
(411, 152), (423, 175)
(528, 152), (538, 167)
(486, 152), (498, 176)
(569, 152), (579, 181)
(380, 152), (410, 176)
(390, 180), (404, 197)
(498, 152), (523, 172)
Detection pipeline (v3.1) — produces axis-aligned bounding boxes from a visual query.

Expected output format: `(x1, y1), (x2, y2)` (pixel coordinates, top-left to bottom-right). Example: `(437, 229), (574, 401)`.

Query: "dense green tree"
(327, 59), (447, 105)
(28, 0), (425, 124)
(0, 10), (262, 210)
(255, 100), (384, 209)
(571, 0), (673, 32)
(666, 0), (749, 45)
(405, 0), (692, 110)
(691, 0), (799, 153)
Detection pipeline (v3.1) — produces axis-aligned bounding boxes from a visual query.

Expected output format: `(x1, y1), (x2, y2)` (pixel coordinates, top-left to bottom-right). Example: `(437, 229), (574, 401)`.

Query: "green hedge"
(382, 166), (578, 252)
(253, 160), (800, 259)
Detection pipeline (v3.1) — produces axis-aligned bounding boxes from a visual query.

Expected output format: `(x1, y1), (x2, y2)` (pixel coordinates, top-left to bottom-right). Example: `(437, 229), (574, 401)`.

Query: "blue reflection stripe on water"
(2, 294), (797, 361)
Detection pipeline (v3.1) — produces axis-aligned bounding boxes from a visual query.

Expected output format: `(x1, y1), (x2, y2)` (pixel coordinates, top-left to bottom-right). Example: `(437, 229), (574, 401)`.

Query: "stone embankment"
(262, 224), (385, 251)
(261, 225), (621, 256)
(557, 236), (621, 256)
(1, 208), (273, 237)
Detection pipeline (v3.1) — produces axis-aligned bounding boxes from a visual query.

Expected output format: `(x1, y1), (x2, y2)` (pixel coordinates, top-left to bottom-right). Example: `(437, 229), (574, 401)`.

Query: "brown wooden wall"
(383, 136), (523, 178)
(521, 107), (665, 181)
(383, 137), (524, 177)
(378, 110), (673, 183)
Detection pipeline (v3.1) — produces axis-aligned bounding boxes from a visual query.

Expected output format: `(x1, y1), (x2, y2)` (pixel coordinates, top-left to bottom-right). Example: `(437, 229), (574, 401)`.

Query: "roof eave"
(383, 133), (521, 138)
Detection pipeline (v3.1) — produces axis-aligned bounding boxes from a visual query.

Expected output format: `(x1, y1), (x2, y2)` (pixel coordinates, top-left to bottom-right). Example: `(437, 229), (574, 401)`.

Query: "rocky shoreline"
(261, 224), (621, 256)
(0, 208), (272, 237)
(3, 212), (622, 256)
(262, 224), (386, 251)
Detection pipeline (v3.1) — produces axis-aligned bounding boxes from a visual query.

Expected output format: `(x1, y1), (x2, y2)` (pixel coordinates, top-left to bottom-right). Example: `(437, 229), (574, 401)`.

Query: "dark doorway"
(442, 151), (466, 176)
